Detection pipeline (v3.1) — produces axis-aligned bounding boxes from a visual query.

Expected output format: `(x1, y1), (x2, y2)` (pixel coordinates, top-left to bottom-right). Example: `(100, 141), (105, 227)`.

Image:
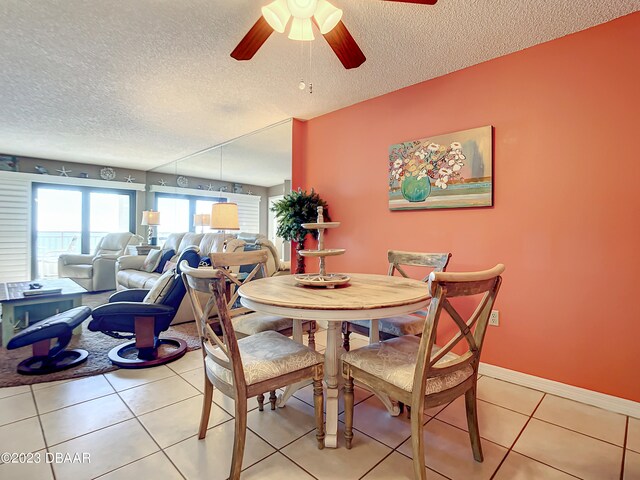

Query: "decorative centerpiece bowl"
(294, 207), (349, 288)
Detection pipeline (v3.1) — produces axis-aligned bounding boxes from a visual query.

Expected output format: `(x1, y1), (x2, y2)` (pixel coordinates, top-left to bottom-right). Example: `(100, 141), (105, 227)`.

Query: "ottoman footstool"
(6, 306), (91, 375)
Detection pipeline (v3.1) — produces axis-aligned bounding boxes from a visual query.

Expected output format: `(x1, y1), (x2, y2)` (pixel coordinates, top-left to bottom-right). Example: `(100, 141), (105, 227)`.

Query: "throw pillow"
(141, 249), (162, 273)
(199, 256), (212, 267)
(240, 244), (262, 276)
(162, 260), (177, 274)
(143, 268), (175, 304)
(155, 249), (175, 273)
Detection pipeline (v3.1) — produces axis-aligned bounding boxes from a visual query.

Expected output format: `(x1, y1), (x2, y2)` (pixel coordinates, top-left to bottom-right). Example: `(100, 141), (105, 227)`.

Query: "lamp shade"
(262, 0), (291, 33)
(210, 203), (239, 231)
(288, 17), (315, 41)
(314, 0), (342, 34)
(193, 213), (211, 227)
(141, 210), (161, 226)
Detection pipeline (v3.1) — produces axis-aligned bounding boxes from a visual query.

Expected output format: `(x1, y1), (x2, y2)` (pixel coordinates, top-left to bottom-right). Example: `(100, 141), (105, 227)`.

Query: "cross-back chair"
(342, 264), (504, 480)
(181, 264), (325, 480)
(342, 250), (452, 350)
(210, 250), (318, 352)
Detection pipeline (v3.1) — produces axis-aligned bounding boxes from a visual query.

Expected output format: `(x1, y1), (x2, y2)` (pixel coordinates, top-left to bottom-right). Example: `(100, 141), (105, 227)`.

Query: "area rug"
(0, 291), (201, 387)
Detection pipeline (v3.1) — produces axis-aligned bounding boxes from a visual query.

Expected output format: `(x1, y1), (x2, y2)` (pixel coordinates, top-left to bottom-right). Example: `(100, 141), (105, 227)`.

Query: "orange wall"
(292, 13), (640, 402)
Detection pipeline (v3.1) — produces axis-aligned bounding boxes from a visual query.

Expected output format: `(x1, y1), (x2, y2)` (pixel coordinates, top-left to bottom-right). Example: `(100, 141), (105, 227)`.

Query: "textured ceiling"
(0, 0), (637, 179)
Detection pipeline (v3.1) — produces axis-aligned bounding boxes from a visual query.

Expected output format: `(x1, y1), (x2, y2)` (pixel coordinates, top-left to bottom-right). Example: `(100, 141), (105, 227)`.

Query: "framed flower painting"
(388, 126), (493, 210)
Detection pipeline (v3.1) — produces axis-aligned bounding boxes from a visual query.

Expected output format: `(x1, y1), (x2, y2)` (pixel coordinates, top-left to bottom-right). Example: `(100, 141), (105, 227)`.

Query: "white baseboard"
(479, 363), (640, 419)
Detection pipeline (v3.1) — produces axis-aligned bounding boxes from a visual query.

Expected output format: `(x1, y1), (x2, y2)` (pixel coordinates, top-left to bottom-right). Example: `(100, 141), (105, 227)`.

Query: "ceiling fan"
(231, 0), (438, 70)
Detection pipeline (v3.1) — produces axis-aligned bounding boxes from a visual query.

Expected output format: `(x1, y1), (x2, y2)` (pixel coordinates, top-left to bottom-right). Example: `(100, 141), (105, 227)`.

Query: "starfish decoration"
(124, 175), (135, 183)
(247, 189), (253, 195)
(159, 179), (167, 186)
(56, 166), (71, 177)
(207, 183), (215, 191)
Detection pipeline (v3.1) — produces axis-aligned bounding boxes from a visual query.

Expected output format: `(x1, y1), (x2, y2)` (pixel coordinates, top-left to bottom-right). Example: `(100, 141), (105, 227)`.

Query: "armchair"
(58, 232), (142, 292)
(88, 247), (201, 368)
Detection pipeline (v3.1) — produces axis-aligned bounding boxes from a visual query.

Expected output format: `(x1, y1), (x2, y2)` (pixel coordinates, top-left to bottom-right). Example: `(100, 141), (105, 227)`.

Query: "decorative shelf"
(294, 206), (349, 288)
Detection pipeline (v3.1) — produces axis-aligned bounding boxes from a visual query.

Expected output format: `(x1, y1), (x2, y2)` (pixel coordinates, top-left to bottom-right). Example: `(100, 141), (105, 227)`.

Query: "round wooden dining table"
(238, 273), (430, 448)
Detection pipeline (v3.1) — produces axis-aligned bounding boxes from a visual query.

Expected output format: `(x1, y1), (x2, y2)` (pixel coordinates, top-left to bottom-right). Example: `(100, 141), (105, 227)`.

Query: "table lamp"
(210, 203), (239, 234)
(193, 213), (211, 234)
(141, 210), (161, 245)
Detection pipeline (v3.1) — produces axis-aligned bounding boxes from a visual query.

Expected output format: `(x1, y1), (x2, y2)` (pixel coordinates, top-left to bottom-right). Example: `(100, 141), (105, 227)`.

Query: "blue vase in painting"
(401, 175), (431, 202)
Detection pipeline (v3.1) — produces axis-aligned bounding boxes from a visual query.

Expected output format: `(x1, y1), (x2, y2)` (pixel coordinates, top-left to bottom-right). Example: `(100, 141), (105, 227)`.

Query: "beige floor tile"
(33, 375), (114, 414)
(338, 395), (426, 449)
(165, 420), (275, 480)
(293, 383), (373, 414)
(214, 389), (259, 415)
(247, 396), (317, 448)
(534, 395), (627, 446)
(0, 417), (45, 456)
(281, 427), (391, 480)
(138, 394), (231, 448)
(99, 452), (183, 480)
(627, 417), (640, 453)
(350, 336), (371, 350)
(241, 452), (315, 479)
(0, 385), (30, 399)
(397, 419), (507, 480)
(104, 365), (176, 391)
(625, 450), (640, 480)
(31, 378), (73, 391)
(180, 367), (206, 392)
(166, 349), (204, 373)
(0, 391), (37, 426)
(437, 396), (529, 448)
(477, 376), (544, 415)
(0, 449), (53, 480)
(362, 451), (448, 480)
(49, 419), (159, 480)
(493, 452), (577, 479)
(118, 375), (200, 415)
(40, 393), (133, 446)
(514, 418), (622, 480)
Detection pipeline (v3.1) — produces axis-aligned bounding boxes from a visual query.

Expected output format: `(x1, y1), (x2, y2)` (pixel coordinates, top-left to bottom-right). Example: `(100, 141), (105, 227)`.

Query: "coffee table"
(1, 278), (87, 347)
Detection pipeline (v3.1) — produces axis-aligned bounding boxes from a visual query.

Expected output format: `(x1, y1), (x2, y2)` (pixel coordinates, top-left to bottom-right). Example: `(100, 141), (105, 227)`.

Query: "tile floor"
(0, 330), (637, 480)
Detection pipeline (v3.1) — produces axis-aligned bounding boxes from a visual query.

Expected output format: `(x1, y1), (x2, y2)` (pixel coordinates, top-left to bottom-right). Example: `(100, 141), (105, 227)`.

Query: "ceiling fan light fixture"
(262, 0), (291, 33)
(288, 17), (315, 41)
(314, 0), (342, 34)
(287, 0), (318, 19)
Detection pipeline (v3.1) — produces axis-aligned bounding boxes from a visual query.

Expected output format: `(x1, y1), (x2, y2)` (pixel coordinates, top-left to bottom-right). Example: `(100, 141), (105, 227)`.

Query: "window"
(32, 184), (135, 278)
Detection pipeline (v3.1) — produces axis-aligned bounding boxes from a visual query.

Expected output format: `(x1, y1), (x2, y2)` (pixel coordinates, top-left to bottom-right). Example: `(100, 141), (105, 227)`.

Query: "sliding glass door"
(33, 184), (135, 278)
(155, 194), (226, 243)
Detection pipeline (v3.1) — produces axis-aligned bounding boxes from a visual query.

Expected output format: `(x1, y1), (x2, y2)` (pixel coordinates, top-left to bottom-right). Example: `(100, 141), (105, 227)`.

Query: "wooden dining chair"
(342, 264), (504, 480)
(342, 250), (452, 351)
(210, 250), (318, 353)
(181, 264), (325, 480)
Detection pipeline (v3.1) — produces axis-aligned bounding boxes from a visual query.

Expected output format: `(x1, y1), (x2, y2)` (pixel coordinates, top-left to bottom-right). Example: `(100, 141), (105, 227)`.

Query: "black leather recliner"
(89, 246), (201, 368)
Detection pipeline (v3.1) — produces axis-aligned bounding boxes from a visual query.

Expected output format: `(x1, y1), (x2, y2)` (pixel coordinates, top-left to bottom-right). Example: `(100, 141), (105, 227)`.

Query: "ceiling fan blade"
(230, 16), (274, 61)
(322, 20), (366, 70)
(382, 0), (438, 4)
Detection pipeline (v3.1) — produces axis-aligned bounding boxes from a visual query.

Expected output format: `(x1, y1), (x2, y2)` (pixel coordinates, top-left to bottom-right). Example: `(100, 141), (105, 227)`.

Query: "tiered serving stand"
(294, 207), (350, 288)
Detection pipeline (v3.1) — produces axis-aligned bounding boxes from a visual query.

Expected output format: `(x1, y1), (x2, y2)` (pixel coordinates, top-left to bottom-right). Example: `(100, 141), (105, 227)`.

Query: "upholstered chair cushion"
(206, 331), (323, 386)
(233, 313), (294, 337)
(342, 336), (472, 393)
(143, 269), (175, 304)
(350, 315), (425, 337)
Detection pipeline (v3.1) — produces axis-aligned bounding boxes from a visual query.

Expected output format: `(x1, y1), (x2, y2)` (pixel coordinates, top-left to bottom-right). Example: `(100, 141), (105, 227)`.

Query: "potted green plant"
(271, 188), (330, 274)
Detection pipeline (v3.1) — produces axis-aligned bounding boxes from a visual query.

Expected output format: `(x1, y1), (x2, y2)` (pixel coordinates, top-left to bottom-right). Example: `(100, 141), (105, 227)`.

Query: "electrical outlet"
(489, 310), (500, 326)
